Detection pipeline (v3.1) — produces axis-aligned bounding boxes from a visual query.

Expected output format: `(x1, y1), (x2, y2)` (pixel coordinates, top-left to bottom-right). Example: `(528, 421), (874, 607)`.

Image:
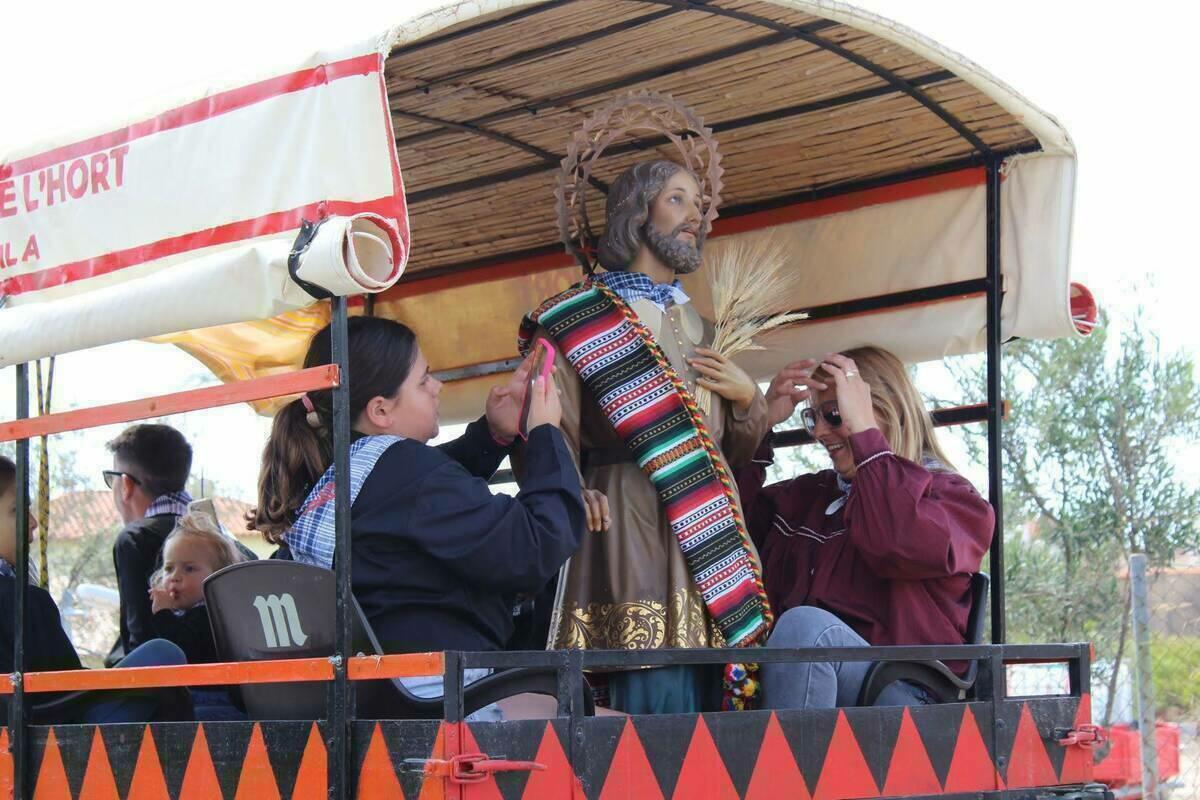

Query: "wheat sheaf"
(696, 233), (809, 415)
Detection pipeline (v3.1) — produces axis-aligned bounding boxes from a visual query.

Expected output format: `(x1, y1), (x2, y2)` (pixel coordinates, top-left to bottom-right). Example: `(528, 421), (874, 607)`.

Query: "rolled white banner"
(0, 213), (405, 368)
(291, 213), (402, 297)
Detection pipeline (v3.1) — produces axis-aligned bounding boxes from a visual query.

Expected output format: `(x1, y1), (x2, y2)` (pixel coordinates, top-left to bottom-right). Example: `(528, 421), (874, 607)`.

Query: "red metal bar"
(0, 365), (339, 443)
(3, 652), (443, 694)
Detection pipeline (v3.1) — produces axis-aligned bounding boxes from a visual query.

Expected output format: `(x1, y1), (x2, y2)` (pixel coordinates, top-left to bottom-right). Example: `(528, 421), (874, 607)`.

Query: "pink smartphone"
(519, 338), (556, 439)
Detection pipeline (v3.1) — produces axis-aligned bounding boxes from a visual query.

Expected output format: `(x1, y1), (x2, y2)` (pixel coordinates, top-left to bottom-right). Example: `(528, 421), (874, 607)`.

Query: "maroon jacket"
(736, 428), (994, 650)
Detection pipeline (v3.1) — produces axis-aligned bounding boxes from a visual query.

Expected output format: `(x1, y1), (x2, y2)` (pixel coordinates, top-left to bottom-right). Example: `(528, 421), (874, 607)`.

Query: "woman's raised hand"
(689, 348), (758, 412)
(765, 359), (826, 426)
(820, 353), (877, 434)
(485, 351), (536, 442)
(526, 374), (563, 431)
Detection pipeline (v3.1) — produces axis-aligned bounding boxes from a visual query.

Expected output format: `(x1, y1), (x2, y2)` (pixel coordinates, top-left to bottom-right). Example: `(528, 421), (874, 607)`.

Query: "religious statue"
(517, 93), (772, 714)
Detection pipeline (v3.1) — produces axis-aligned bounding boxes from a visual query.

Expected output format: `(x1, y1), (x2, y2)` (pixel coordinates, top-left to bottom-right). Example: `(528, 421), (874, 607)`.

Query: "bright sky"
(1, 0), (1197, 500)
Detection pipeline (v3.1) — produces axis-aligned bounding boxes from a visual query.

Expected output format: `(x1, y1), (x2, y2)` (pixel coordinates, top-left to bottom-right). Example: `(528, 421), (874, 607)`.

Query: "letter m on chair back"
(252, 593), (309, 648)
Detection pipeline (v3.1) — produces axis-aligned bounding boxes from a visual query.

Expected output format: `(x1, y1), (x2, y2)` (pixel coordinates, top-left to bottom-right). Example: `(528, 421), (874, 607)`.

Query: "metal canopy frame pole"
(984, 156), (1006, 643)
(328, 297), (354, 798)
(12, 364), (30, 799)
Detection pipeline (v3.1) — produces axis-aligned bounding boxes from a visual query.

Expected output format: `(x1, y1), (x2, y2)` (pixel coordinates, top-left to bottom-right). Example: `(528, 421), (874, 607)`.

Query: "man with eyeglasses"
(103, 424), (194, 667)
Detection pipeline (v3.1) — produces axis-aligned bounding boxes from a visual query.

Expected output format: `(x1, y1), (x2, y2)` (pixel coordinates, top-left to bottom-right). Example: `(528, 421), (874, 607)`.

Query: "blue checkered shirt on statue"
(596, 271), (690, 311)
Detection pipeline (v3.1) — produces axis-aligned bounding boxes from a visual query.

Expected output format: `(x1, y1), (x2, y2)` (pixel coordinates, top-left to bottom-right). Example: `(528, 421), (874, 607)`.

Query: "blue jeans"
(80, 639), (187, 724)
(401, 669), (504, 722)
(192, 688), (246, 721)
(761, 607), (934, 710)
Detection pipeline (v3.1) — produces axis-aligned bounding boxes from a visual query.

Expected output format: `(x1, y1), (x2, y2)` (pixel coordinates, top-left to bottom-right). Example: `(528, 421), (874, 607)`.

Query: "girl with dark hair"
(250, 317), (585, 665)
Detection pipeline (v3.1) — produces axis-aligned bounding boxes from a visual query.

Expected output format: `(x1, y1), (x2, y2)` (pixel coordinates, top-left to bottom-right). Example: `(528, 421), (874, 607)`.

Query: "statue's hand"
(689, 348), (757, 412)
(581, 489), (611, 533)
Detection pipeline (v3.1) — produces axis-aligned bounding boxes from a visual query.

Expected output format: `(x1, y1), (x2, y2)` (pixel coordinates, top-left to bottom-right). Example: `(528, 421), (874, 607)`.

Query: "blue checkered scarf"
(145, 490), (193, 519)
(283, 435), (405, 568)
(595, 271), (690, 310)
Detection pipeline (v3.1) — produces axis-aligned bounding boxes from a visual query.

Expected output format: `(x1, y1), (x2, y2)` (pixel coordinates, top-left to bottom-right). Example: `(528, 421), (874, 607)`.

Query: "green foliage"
(1149, 635), (1200, 716)
(951, 307), (1200, 724)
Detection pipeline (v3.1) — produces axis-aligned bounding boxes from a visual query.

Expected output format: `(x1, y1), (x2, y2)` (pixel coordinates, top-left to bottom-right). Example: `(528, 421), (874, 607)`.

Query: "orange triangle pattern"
(32, 728), (70, 800)
(234, 724), (283, 800)
(178, 726), (222, 800)
(416, 723), (448, 800)
(0, 730), (13, 799)
(745, 714), (810, 800)
(599, 718), (664, 800)
(290, 723), (329, 800)
(671, 717), (739, 800)
(78, 729), (120, 800)
(521, 721), (584, 799)
(457, 724), (505, 800)
(1058, 696), (1094, 785)
(812, 711), (879, 800)
(127, 726), (171, 800)
(8, 701), (1091, 799)
(1006, 703), (1059, 789)
(358, 723), (405, 800)
(882, 708), (943, 797)
(943, 707), (1001, 793)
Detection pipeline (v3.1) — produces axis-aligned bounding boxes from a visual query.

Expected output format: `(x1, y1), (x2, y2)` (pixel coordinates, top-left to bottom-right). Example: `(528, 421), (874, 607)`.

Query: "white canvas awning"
(0, 0), (1089, 422)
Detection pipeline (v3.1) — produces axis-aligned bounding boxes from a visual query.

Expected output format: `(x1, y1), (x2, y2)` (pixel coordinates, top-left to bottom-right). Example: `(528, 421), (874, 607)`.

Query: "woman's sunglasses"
(800, 400), (843, 434)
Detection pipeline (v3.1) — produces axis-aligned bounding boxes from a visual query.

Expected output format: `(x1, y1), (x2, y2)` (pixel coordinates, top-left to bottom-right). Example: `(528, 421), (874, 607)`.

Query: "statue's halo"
(555, 91), (724, 273)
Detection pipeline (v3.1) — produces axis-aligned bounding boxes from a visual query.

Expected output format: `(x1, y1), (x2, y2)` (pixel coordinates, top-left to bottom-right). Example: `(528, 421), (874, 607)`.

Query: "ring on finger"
(845, 370), (858, 378)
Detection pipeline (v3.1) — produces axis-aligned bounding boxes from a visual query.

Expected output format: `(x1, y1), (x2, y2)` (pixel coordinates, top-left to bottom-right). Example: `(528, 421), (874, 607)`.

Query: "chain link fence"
(1130, 552), (1200, 800)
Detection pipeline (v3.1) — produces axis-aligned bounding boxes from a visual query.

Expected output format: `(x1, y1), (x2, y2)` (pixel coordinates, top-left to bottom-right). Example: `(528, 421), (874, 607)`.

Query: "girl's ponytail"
(249, 397), (330, 542)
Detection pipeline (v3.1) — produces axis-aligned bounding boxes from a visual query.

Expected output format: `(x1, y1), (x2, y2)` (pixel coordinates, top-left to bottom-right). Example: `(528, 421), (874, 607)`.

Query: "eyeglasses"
(800, 400), (843, 434)
(102, 470), (140, 489)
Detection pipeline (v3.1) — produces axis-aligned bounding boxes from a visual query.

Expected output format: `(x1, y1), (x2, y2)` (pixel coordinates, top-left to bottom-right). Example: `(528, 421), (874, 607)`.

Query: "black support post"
(12, 364), (30, 799)
(328, 297), (353, 798)
(985, 157), (1006, 644)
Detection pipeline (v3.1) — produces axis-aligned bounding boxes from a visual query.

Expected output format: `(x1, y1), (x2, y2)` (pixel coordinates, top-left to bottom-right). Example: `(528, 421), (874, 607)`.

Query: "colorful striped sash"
(520, 280), (772, 647)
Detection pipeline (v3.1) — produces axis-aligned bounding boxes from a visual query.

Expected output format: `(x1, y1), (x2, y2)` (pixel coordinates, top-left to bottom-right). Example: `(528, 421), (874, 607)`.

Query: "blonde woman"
(735, 347), (994, 709)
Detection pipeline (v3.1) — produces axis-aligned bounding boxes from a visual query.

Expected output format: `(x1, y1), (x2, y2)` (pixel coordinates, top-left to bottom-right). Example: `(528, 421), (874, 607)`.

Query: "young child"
(149, 510), (245, 719)
(1, 456), (188, 723)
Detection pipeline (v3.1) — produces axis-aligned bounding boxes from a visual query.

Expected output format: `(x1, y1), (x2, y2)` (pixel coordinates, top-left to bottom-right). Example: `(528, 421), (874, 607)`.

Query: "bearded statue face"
(596, 160), (705, 274)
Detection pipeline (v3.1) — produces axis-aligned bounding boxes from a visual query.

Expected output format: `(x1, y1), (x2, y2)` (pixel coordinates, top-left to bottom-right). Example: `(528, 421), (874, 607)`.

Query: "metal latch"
(403, 753), (546, 784)
(1055, 724), (1106, 748)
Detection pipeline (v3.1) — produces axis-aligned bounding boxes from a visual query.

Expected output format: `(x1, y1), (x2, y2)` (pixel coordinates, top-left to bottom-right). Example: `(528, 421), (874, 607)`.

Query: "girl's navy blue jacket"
(350, 418), (585, 654)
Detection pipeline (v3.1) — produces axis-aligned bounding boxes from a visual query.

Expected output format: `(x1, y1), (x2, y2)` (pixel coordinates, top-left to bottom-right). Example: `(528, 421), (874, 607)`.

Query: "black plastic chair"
(204, 560), (591, 720)
(856, 572), (989, 705)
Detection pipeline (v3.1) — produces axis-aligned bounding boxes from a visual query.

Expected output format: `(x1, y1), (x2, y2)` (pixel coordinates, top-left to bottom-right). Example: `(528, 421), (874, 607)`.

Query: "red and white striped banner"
(0, 44), (408, 304)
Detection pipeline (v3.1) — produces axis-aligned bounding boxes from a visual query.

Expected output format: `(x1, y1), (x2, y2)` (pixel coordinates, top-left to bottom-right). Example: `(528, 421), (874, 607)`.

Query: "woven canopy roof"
(0, 0), (1079, 421)
(382, 0), (1070, 279)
